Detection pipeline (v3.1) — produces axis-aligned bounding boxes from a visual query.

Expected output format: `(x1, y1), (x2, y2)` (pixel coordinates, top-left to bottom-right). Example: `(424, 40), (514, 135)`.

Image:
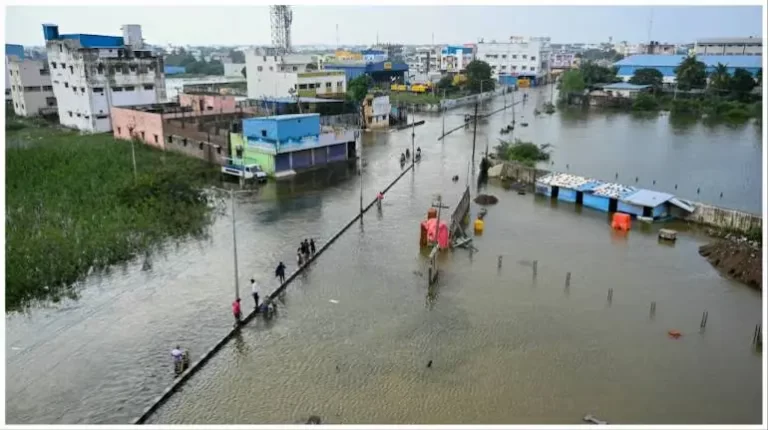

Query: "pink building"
(111, 105), (166, 149)
(179, 92), (238, 114)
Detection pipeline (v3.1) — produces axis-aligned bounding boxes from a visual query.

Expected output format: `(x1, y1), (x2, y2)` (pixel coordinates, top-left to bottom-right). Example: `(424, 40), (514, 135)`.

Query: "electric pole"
(230, 189), (240, 301)
(471, 101), (478, 169)
(411, 104), (416, 166)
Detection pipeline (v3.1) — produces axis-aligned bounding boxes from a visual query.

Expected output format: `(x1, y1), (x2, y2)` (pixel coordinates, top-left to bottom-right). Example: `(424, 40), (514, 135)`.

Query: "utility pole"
(358, 125), (363, 217)
(411, 104), (416, 166)
(230, 189), (240, 301)
(441, 88), (446, 139)
(471, 101), (478, 169)
(131, 139), (138, 182)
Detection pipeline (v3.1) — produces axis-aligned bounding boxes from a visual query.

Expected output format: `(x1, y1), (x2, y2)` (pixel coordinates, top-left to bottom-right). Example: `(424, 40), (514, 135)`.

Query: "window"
(113, 87), (124, 92)
(326, 82), (332, 88)
(298, 84), (307, 89)
(337, 81), (343, 87)
(76, 113), (81, 117)
(140, 131), (145, 139)
(167, 135), (173, 144)
(521, 66), (527, 70)
(64, 82), (69, 88)
(43, 85), (53, 91)
(95, 114), (108, 119)
(206, 106), (213, 111)
(68, 111), (73, 117)
(257, 66), (263, 71)
(261, 130), (267, 137)
(81, 87), (86, 93)
(84, 115), (90, 119)
(46, 97), (56, 106)
(11, 85), (15, 91)
(530, 67), (535, 72)
(69, 66), (74, 73)
(511, 65), (517, 70)
(199, 142), (204, 150)
(522, 55), (527, 59)
(502, 55), (507, 59)
(59, 45), (62, 53)
(143, 84), (154, 90)
(154, 134), (158, 143)
(269, 66), (273, 71)
(293, 66), (297, 71)
(183, 138), (188, 146)
(216, 146), (222, 155)
(51, 62), (57, 69)
(531, 56), (536, 61)
(72, 87), (77, 94)
(97, 63), (105, 74)
(21, 104), (24, 110)
(93, 87), (104, 93)
(124, 86), (135, 91)
(114, 65), (123, 74)
(512, 55), (517, 59)
(129, 65), (137, 72)
(501, 65), (507, 70)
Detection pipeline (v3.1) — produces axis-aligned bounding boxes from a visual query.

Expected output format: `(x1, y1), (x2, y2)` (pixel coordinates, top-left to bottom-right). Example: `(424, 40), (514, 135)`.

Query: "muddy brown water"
(5, 86), (763, 424)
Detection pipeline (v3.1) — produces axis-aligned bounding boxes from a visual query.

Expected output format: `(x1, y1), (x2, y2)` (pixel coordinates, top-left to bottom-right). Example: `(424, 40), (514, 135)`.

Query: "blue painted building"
(324, 60), (408, 84)
(535, 172), (694, 220)
(614, 55), (762, 84)
(239, 113), (357, 175)
(360, 49), (387, 63)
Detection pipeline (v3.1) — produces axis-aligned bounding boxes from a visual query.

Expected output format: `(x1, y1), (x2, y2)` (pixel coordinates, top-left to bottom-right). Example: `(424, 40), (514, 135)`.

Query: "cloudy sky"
(5, 5), (764, 47)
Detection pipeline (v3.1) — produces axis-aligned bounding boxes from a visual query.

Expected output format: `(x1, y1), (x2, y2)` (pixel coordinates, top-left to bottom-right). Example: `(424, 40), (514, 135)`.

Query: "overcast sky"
(5, 5), (764, 47)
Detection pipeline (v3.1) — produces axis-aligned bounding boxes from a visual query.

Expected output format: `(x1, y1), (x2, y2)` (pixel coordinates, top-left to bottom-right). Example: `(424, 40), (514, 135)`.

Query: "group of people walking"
(297, 238), (316, 266)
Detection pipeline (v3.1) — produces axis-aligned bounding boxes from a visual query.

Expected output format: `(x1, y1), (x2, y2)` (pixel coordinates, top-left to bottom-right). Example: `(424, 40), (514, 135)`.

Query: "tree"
(558, 69), (586, 100)
(346, 74), (372, 105)
(579, 61), (619, 86)
(675, 55), (707, 91)
(465, 60), (495, 94)
(729, 68), (756, 95)
(631, 93), (659, 111)
(629, 68), (664, 90)
(305, 63), (318, 71)
(229, 49), (245, 64)
(437, 75), (453, 91)
(708, 63), (730, 93)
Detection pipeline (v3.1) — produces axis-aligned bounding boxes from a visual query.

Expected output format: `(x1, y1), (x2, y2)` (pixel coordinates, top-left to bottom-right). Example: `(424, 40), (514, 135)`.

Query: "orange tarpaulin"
(611, 213), (631, 231)
(421, 218), (450, 249)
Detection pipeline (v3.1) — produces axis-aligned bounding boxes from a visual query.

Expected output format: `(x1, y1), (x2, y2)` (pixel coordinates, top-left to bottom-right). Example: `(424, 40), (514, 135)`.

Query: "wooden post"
(565, 272), (571, 287)
(497, 255), (502, 269)
(700, 311), (708, 329)
(532, 260), (538, 278)
(607, 288), (613, 303)
(650, 301), (656, 318)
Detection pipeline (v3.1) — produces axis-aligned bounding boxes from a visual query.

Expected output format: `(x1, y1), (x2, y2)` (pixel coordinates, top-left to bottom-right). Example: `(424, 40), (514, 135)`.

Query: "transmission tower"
(270, 5), (293, 54)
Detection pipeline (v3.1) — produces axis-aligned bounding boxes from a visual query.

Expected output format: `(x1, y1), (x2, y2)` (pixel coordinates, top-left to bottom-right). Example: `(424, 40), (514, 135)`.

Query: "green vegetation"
(388, 92), (442, 105)
(465, 60), (495, 94)
(632, 93), (659, 111)
(165, 47), (225, 76)
(558, 69), (586, 100)
(494, 138), (552, 167)
(5, 118), (219, 311)
(628, 68), (664, 91)
(346, 74), (373, 105)
(674, 55), (707, 91)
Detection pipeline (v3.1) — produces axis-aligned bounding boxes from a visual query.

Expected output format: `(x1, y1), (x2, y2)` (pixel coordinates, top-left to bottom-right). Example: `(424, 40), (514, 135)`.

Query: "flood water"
(5, 86), (763, 424)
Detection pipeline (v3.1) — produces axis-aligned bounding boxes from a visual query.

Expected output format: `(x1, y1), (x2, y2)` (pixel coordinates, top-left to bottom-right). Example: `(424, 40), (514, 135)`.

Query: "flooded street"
(5, 86), (763, 424)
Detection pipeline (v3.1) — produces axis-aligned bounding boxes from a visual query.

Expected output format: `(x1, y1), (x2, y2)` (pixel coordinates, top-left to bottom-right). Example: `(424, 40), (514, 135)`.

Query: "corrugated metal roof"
(592, 183), (637, 199)
(669, 197), (695, 213)
(621, 189), (674, 207)
(260, 96), (343, 104)
(697, 37), (762, 44)
(603, 83), (651, 91)
(614, 54), (763, 69)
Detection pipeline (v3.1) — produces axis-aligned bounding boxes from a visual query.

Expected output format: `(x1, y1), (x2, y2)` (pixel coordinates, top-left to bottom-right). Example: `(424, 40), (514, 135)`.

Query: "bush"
(631, 93), (658, 111)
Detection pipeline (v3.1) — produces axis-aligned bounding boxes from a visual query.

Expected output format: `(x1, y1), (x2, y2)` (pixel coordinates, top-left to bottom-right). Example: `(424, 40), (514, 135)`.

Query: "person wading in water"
(275, 261), (287, 284)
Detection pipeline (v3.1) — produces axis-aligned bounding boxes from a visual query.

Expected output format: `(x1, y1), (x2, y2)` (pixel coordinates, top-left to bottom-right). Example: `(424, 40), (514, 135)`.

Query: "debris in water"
(583, 414), (608, 425)
(473, 194), (498, 205)
(329, 299), (339, 304)
(306, 415), (322, 424)
(427, 360), (433, 368)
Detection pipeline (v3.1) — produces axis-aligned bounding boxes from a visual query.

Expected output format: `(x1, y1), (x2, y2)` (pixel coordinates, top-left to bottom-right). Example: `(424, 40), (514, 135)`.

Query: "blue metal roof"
(260, 113), (320, 121)
(574, 180), (605, 192)
(603, 83), (651, 91)
(5, 44), (24, 59)
(614, 54), (762, 69)
(441, 46), (467, 55)
(59, 34), (124, 48)
(260, 96), (343, 104)
(621, 189), (674, 207)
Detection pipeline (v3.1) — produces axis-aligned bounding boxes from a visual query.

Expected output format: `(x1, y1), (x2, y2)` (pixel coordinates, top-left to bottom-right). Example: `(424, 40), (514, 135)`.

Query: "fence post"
(532, 260), (538, 278)
(700, 311), (708, 329)
(565, 272), (571, 288)
(650, 301), (656, 318)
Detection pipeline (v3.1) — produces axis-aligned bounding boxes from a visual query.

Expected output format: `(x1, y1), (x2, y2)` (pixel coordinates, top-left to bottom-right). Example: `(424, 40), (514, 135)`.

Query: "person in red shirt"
(232, 298), (242, 325)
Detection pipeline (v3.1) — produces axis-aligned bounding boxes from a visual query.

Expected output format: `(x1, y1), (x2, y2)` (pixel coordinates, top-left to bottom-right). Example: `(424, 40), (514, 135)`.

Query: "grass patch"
(5, 125), (220, 311)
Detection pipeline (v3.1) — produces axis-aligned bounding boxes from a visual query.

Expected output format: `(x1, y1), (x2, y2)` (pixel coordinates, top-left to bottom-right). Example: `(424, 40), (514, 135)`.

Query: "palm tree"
(709, 63), (730, 93)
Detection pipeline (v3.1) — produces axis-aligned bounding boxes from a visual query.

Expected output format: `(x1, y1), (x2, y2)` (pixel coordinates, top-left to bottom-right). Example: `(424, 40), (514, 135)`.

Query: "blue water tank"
(42, 24), (59, 41)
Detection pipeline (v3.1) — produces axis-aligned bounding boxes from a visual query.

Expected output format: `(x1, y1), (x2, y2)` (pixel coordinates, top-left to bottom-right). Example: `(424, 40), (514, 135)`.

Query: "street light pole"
(411, 104), (415, 167)
(441, 88), (446, 139)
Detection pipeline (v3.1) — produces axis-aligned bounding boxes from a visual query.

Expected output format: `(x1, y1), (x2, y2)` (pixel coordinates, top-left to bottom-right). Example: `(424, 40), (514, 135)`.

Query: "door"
(551, 185), (560, 199)
(642, 206), (653, 218)
(576, 191), (584, 205)
(609, 198), (618, 212)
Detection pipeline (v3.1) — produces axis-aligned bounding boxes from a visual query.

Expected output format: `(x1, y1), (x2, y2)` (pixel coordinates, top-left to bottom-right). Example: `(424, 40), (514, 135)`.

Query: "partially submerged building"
(231, 113), (357, 177)
(7, 49), (57, 117)
(535, 172), (694, 220)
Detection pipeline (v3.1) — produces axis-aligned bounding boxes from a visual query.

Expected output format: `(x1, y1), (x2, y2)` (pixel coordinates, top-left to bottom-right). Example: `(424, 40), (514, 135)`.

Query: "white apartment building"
(476, 37), (549, 80)
(43, 24), (166, 132)
(245, 49), (328, 98)
(695, 37), (763, 56)
(8, 57), (56, 117)
(407, 46), (440, 74)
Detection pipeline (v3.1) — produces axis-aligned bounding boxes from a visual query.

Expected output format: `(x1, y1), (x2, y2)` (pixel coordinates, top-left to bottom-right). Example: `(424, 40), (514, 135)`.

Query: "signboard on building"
(372, 95), (390, 117)
(384, 62), (392, 70)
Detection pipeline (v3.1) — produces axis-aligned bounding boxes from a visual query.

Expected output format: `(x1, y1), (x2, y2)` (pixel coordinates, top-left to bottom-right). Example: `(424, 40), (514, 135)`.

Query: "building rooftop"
(622, 189), (694, 212)
(260, 96), (344, 104)
(5, 44), (25, 60)
(614, 55), (763, 69)
(696, 37), (763, 45)
(256, 113), (321, 121)
(603, 83), (652, 91)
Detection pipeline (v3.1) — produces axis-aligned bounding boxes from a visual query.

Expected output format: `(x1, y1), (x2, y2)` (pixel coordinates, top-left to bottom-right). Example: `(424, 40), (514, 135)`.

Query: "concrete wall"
(179, 93), (237, 114)
(111, 107), (165, 149)
(685, 202), (762, 232)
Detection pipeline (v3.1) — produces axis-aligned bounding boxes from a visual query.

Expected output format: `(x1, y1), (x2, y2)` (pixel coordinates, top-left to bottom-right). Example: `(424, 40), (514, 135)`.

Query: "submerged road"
(5, 86), (763, 424)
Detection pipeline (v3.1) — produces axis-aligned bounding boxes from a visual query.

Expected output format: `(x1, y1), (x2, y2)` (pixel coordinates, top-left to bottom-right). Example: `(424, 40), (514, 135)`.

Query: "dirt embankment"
(699, 233), (762, 291)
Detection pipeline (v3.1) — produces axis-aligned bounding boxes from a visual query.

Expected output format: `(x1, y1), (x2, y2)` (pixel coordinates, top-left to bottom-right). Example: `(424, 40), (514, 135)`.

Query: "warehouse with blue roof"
(613, 54), (762, 84)
(535, 172), (694, 220)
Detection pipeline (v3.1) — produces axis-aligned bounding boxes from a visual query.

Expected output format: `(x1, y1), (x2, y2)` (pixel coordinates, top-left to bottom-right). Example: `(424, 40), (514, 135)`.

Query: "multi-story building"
(695, 37), (763, 56)
(440, 45), (474, 73)
(245, 49), (329, 98)
(8, 55), (56, 117)
(43, 23), (166, 132)
(639, 41), (677, 55)
(407, 46), (440, 75)
(361, 49), (387, 63)
(550, 51), (578, 70)
(476, 37), (550, 86)
(362, 94), (390, 129)
(5, 44), (25, 103)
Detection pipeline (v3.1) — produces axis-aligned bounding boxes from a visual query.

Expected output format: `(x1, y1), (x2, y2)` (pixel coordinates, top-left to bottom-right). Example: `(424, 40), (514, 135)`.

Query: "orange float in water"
(611, 213), (631, 231)
(668, 330), (682, 338)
